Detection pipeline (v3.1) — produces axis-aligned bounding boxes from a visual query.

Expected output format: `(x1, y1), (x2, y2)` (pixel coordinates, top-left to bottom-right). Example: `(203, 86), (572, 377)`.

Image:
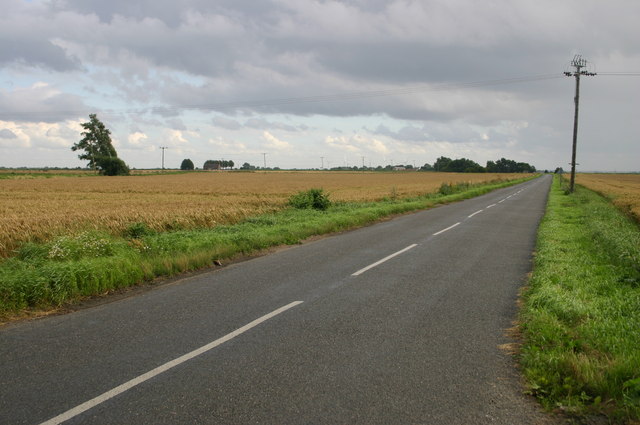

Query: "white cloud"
(165, 129), (188, 145)
(0, 122), (30, 148)
(263, 131), (291, 150)
(127, 131), (148, 145)
(208, 136), (247, 152)
(325, 135), (359, 153)
(324, 134), (389, 154)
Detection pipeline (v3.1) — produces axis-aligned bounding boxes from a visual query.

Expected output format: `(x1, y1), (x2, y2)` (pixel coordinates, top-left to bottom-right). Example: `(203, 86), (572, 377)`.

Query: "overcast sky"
(1, 0), (639, 171)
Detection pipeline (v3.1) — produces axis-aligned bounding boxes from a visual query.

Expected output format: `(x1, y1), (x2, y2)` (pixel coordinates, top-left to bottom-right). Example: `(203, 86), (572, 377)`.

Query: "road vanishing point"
(1, 175), (563, 424)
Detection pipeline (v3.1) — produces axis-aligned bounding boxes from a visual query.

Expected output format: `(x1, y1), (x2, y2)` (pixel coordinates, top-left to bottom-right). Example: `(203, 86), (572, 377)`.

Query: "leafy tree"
(203, 159), (235, 170)
(516, 162), (536, 173)
(71, 114), (129, 175)
(203, 160), (219, 170)
(98, 156), (130, 176)
(486, 158), (536, 173)
(420, 163), (434, 171)
(180, 158), (195, 170)
(433, 156), (452, 171)
(445, 158), (484, 173)
(240, 162), (256, 170)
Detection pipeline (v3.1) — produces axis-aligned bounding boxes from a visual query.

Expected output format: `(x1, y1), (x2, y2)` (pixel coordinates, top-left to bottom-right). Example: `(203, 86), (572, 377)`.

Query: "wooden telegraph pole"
(564, 55), (596, 193)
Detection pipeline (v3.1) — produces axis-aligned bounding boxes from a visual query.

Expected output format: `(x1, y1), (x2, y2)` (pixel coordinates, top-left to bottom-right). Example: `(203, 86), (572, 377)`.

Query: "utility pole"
(160, 146), (168, 171)
(261, 153), (267, 169)
(564, 54), (596, 193)
(320, 156), (324, 169)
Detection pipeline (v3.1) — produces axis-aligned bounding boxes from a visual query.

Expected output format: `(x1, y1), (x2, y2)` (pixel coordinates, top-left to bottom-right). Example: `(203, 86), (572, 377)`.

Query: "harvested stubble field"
(576, 173), (640, 222)
(0, 171), (530, 258)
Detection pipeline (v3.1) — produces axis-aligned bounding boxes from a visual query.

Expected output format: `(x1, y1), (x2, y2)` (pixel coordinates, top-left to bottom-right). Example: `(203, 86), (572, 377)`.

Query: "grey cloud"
(0, 129), (17, 139)
(148, 106), (182, 118)
(0, 37), (80, 72)
(372, 124), (429, 142)
(51, 0), (277, 27)
(2, 0), (639, 172)
(212, 116), (242, 130)
(0, 84), (88, 123)
(46, 126), (77, 139)
(0, 2), (79, 72)
(10, 0), (634, 122)
(244, 118), (300, 132)
(212, 115), (307, 132)
(166, 118), (187, 131)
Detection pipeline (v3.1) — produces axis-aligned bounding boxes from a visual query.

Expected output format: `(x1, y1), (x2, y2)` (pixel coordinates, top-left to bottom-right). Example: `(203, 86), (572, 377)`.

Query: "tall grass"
(520, 176), (640, 421)
(0, 171), (535, 257)
(576, 173), (640, 223)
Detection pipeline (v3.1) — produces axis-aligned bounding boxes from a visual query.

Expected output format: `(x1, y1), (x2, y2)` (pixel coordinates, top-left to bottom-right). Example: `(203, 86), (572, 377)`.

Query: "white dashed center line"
(352, 244), (418, 276)
(433, 222), (461, 236)
(39, 301), (304, 425)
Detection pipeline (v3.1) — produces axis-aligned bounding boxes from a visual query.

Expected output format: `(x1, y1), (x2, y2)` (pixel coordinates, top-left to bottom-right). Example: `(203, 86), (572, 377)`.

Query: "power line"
(596, 72), (640, 76)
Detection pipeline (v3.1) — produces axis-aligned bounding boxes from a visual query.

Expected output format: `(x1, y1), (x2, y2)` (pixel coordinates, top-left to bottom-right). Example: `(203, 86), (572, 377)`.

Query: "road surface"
(0, 175), (561, 424)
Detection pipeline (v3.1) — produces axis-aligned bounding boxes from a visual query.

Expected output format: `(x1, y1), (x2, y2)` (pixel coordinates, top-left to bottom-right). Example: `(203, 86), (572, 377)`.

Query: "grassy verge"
(0, 176), (534, 319)
(520, 175), (640, 422)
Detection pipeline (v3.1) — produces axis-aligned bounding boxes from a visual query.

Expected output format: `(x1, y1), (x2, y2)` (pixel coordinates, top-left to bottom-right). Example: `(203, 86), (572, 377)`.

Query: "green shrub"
(438, 182), (470, 196)
(288, 188), (331, 211)
(98, 156), (130, 176)
(125, 222), (152, 239)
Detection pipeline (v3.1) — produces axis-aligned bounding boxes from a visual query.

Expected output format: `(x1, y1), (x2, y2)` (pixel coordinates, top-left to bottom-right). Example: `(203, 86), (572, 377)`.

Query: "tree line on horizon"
(71, 115), (535, 175)
(178, 156), (536, 173)
(427, 156), (536, 173)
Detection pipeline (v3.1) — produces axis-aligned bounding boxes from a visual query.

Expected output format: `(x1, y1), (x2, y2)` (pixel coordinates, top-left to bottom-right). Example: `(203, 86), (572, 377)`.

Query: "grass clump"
(0, 176), (535, 318)
(437, 181), (471, 195)
(288, 188), (331, 211)
(520, 175), (640, 421)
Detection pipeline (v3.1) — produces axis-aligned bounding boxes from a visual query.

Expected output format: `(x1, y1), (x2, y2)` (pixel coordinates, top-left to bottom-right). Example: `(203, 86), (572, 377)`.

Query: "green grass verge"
(520, 175), (640, 421)
(0, 176), (534, 317)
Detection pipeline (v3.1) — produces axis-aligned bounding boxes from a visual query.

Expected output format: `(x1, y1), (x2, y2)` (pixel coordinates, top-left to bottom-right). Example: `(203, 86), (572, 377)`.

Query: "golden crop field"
(0, 171), (530, 257)
(576, 173), (640, 221)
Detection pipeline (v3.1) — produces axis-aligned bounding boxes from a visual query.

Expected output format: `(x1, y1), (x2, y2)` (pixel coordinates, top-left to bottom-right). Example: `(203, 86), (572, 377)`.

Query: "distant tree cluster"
(433, 157), (484, 173)
(71, 114), (130, 176)
(180, 159), (195, 170)
(424, 156), (536, 173)
(485, 158), (536, 173)
(203, 160), (234, 170)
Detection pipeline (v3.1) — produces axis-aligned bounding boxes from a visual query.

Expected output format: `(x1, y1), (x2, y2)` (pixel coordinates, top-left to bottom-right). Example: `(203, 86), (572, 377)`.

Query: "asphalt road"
(0, 174), (560, 425)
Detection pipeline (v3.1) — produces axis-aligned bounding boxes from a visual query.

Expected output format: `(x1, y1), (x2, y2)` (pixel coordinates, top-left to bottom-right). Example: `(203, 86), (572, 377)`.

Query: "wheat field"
(0, 171), (530, 257)
(575, 173), (640, 221)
